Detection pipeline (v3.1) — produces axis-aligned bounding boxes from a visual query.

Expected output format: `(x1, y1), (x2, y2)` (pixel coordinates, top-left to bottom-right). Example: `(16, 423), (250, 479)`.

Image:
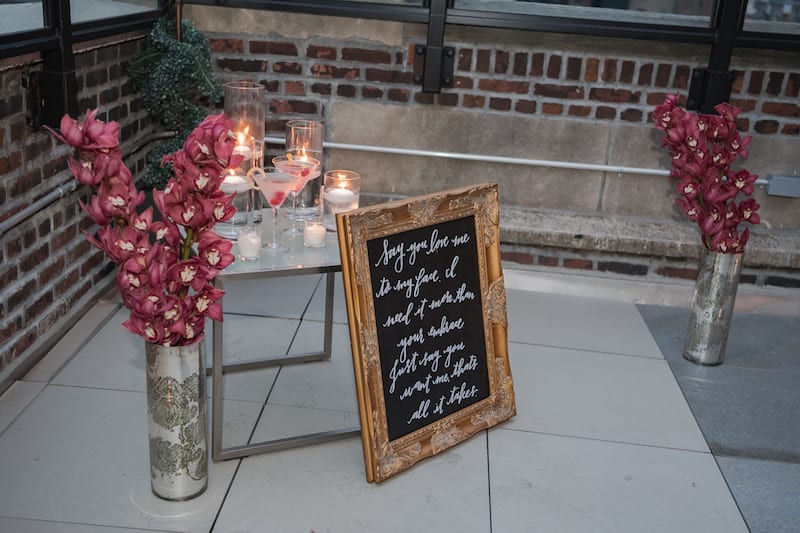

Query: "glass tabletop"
(219, 217), (342, 280)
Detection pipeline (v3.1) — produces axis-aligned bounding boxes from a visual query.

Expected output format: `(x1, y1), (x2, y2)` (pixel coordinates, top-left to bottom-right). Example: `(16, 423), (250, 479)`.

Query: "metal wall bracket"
(24, 0), (78, 131)
(687, 67), (737, 113)
(24, 69), (78, 131)
(413, 0), (454, 93)
(765, 175), (800, 198)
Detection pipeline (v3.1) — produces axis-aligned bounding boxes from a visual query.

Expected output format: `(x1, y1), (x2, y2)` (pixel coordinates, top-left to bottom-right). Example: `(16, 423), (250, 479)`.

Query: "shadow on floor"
(638, 304), (800, 533)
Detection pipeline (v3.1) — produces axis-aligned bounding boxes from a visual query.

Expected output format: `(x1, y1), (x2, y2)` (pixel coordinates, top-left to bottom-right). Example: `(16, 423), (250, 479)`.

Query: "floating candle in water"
(322, 170), (360, 231)
(325, 187), (356, 205)
(233, 129), (253, 161)
(221, 172), (250, 194)
(233, 144), (252, 161)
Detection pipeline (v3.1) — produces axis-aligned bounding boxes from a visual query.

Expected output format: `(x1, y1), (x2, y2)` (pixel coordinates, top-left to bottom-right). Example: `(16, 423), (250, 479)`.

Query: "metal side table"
(211, 229), (360, 461)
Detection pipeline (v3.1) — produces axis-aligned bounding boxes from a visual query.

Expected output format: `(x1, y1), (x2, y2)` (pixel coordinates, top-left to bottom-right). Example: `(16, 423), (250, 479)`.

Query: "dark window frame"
(4, 0), (798, 63)
(184, 0), (800, 50)
(3, 0), (797, 126)
(0, 0), (163, 59)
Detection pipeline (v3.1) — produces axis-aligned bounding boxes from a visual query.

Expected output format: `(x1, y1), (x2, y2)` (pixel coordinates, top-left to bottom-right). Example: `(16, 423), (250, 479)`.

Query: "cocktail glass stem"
(271, 207), (280, 248)
(290, 192), (300, 235)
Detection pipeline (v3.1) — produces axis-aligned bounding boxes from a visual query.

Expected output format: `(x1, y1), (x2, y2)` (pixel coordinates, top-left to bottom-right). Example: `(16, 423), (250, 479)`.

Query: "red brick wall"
(207, 33), (800, 137)
(498, 244), (800, 289)
(0, 36), (153, 377)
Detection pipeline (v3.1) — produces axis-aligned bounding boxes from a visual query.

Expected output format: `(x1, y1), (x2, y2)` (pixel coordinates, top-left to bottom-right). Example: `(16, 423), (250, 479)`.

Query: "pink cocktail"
(272, 155), (321, 237)
(249, 167), (295, 253)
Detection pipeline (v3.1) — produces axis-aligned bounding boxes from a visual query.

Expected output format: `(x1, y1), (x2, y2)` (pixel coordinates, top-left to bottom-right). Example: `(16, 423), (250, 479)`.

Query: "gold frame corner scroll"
(336, 183), (516, 483)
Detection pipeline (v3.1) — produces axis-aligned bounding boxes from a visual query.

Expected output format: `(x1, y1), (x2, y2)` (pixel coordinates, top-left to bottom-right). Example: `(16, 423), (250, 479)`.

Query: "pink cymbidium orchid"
(48, 110), (241, 346)
(653, 94), (760, 253)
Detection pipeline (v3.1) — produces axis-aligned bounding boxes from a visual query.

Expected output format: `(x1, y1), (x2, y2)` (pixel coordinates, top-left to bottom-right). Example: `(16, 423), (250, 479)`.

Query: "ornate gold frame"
(337, 183), (516, 483)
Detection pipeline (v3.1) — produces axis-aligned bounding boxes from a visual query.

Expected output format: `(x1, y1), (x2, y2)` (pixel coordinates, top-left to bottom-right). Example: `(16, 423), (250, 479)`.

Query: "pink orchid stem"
(182, 228), (194, 261)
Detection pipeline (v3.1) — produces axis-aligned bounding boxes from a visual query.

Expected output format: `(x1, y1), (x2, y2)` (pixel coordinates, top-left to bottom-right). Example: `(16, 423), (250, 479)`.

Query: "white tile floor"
(0, 268), (750, 533)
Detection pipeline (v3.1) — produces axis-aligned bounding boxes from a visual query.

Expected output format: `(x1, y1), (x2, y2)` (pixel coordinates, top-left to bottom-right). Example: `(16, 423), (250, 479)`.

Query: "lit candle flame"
(236, 126), (249, 146)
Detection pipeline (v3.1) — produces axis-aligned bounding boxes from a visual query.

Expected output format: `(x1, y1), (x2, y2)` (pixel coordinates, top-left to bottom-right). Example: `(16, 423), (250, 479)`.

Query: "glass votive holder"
(237, 225), (262, 261)
(322, 170), (360, 231)
(303, 218), (327, 248)
(215, 171), (253, 239)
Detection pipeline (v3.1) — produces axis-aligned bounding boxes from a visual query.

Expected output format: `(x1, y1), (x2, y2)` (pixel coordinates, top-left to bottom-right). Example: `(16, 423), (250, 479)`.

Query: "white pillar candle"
(237, 227), (262, 260)
(304, 222), (327, 247)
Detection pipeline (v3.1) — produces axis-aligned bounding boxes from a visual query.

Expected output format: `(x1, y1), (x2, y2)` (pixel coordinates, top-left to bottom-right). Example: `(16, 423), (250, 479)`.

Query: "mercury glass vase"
(683, 249), (744, 366)
(145, 341), (208, 501)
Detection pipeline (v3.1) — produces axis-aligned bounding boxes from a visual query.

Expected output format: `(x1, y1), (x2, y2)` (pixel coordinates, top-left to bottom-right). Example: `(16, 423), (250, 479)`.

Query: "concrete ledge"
(500, 207), (800, 270)
(361, 192), (798, 270)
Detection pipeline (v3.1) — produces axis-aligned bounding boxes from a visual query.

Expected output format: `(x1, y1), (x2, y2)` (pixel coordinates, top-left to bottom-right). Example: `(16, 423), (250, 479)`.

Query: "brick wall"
(498, 244), (800, 289)
(202, 11), (800, 277)
(204, 22), (800, 138)
(192, 7), (799, 234)
(0, 35), (153, 380)
(185, 6), (799, 281)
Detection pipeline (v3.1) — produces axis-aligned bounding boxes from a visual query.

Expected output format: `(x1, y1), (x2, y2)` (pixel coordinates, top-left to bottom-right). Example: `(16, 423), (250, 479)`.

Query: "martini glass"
(248, 167), (294, 253)
(272, 154), (321, 238)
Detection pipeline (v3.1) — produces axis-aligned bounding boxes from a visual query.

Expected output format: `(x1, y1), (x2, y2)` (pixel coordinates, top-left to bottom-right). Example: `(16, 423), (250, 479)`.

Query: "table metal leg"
(211, 272), (359, 461)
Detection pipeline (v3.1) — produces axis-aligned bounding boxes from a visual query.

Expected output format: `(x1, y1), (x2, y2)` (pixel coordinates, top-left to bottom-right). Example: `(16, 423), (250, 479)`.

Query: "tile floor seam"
(709, 454), (752, 533)
(209, 457), (245, 533)
(509, 340), (665, 361)
(238, 364), (285, 451)
(484, 430), (494, 533)
(497, 427), (714, 455)
(0, 385), (49, 442)
(25, 302), (123, 385)
(41, 383), (146, 394)
(220, 311), (304, 320)
(263, 400), (356, 413)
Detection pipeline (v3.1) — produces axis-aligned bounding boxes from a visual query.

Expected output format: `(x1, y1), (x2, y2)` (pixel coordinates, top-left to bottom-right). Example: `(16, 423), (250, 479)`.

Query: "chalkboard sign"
(367, 214), (490, 441)
(337, 183), (516, 483)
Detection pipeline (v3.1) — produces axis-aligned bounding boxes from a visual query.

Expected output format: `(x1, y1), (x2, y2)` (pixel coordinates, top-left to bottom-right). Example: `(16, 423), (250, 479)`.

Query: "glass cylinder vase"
(285, 119), (324, 221)
(224, 80), (265, 144)
(683, 249), (743, 366)
(145, 341), (208, 501)
(223, 81), (266, 232)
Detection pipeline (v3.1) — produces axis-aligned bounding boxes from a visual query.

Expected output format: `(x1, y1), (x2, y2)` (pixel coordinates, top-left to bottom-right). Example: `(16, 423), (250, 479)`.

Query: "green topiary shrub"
(127, 18), (223, 190)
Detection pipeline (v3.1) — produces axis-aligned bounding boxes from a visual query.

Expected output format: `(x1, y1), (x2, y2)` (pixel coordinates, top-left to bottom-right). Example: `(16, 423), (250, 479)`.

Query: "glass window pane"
(70, 0), (158, 23)
(744, 0), (800, 34)
(453, 0), (714, 28)
(0, 0), (44, 34)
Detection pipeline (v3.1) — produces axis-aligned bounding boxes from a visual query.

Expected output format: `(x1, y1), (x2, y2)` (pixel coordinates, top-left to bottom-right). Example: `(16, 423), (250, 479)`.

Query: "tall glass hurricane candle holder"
(285, 120), (324, 221)
(224, 81), (265, 229)
(322, 170), (360, 231)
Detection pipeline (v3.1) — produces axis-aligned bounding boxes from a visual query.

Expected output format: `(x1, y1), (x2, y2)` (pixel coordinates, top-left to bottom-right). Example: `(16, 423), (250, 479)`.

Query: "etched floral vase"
(683, 249), (744, 366)
(145, 341), (208, 500)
